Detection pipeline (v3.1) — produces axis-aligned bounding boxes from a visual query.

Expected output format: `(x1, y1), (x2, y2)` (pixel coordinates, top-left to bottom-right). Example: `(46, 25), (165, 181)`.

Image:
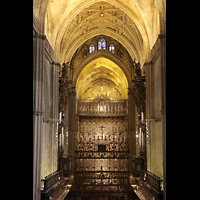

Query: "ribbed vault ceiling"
(33, 0), (165, 100)
(76, 57), (128, 100)
(42, 0), (161, 63)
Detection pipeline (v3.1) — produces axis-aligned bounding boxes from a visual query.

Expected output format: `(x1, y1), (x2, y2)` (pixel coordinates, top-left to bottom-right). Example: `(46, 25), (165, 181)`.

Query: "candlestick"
(141, 112), (144, 123)
(59, 112), (62, 123)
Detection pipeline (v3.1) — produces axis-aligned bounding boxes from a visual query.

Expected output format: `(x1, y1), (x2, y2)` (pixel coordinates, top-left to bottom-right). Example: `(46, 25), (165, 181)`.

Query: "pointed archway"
(76, 57), (129, 100)
(71, 56), (132, 198)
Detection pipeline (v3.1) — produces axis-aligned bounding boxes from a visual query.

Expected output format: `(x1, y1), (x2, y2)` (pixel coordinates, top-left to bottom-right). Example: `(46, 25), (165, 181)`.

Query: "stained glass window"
(98, 38), (106, 50)
(109, 44), (115, 53)
(89, 44), (95, 53)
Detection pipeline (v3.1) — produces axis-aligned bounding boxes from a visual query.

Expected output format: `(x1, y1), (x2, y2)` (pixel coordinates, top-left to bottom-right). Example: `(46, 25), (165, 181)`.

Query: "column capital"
(158, 33), (166, 39)
(143, 61), (153, 66)
(33, 31), (46, 40)
(51, 61), (61, 67)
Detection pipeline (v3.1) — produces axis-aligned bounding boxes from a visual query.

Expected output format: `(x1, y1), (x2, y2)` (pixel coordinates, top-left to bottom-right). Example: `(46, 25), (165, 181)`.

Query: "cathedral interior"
(33, 0), (166, 200)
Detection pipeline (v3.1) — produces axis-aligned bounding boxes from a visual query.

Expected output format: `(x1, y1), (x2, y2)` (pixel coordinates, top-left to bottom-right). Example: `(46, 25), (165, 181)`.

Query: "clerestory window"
(98, 38), (106, 50)
(89, 44), (95, 53)
(109, 44), (115, 53)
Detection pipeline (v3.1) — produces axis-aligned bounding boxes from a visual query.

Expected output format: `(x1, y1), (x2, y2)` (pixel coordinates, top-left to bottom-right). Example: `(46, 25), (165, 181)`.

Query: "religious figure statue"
(133, 59), (141, 76)
(62, 61), (69, 77)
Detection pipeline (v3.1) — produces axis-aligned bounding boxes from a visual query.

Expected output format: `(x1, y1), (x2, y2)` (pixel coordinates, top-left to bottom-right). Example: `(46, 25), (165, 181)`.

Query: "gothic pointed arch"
(73, 50), (132, 88)
(75, 56), (129, 100)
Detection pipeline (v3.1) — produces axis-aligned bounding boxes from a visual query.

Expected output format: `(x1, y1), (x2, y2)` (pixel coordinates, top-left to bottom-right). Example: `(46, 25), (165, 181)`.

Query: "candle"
(59, 112), (62, 123)
(61, 127), (64, 148)
(141, 112), (144, 123)
(142, 133), (144, 147)
(66, 132), (68, 144)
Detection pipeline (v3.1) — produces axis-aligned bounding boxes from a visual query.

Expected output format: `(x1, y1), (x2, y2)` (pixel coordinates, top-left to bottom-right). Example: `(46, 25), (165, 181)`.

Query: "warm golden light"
(131, 185), (137, 190)
(67, 185), (72, 190)
(76, 57), (128, 100)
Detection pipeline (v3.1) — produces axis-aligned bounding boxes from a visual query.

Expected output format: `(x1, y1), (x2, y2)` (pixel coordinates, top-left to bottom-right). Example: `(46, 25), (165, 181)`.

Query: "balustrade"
(78, 100), (126, 115)
(74, 100), (130, 197)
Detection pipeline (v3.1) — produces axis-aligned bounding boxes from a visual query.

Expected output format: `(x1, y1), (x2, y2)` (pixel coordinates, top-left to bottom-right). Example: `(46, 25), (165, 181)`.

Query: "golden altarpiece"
(73, 94), (130, 198)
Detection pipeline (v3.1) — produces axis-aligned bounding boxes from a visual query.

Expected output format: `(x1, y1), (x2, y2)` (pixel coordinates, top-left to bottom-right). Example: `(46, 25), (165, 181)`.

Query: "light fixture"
(67, 185), (72, 190)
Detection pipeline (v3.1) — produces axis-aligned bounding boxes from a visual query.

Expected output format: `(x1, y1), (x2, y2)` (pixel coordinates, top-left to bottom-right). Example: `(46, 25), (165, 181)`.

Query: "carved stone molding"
(33, 30), (46, 40)
(51, 61), (61, 67)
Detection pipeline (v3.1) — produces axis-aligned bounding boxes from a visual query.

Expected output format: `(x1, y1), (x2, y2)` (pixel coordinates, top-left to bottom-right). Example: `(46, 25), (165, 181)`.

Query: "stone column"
(143, 61), (153, 173)
(63, 101), (69, 156)
(33, 31), (45, 200)
(68, 86), (76, 175)
(128, 88), (136, 176)
(51, 62), (60, 173)
(159, 33), (166, 200)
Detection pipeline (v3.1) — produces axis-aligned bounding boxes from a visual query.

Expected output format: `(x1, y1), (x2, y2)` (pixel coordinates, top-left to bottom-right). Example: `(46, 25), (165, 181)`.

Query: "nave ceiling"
(33, 0), (165, 64)
(76, 57), (128, 100)
(33, 0), (165, 100)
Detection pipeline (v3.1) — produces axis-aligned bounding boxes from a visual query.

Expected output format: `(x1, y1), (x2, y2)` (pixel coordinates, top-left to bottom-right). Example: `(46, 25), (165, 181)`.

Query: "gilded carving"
(74, 97), (129, 191)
